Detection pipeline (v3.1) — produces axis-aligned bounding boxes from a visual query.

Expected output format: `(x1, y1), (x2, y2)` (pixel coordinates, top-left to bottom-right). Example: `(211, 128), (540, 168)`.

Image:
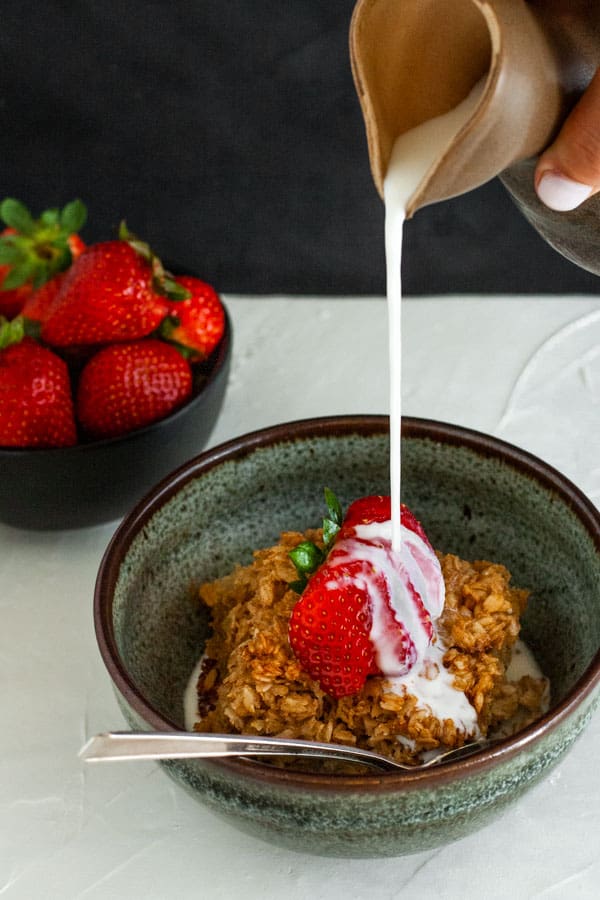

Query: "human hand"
(535, 68), (600, 211)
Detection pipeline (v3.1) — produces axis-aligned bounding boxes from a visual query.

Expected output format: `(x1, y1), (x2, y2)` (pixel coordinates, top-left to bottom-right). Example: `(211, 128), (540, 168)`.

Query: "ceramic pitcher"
(350, 0), (600, 274)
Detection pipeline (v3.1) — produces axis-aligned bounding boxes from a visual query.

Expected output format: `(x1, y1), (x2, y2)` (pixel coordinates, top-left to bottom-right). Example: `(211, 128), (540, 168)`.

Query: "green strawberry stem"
(118, 221), (191, 302)
(156, 317), (197, 360)
(0, 315), (24, 349)
(322, 487), (343, 543)
(0, 198), (87, 290)
(0, 315), (41, 349)
(288, 488), (343, 593)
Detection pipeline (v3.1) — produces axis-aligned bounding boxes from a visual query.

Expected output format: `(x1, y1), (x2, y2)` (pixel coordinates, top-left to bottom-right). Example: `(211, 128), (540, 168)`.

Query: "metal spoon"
(79, 731), (488, 773)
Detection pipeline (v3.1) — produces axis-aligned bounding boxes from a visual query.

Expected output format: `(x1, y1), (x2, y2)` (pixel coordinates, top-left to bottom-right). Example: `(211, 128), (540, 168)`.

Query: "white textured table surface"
(2, 295), (600, 899)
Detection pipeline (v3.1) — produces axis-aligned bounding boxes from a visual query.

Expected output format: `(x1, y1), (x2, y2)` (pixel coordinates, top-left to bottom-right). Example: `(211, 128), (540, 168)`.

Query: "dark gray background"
(2, 0), (599, 295)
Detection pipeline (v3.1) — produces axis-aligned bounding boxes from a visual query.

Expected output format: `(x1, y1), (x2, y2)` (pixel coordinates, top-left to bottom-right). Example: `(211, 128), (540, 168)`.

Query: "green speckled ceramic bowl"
(94, 415), (600, 857)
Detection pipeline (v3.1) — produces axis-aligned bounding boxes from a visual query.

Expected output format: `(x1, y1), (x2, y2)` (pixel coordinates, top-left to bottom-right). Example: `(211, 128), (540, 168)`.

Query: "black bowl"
(0, 309), (232, 530)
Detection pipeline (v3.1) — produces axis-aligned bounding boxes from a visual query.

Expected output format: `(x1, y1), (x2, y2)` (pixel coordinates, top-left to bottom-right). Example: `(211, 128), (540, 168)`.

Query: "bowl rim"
(0, 305), (232, 457)
(94, 414), (600, 791)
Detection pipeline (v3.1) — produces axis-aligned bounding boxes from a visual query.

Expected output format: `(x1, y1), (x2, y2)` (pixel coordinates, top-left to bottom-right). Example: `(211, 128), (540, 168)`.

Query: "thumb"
(535, 68), (600, 211)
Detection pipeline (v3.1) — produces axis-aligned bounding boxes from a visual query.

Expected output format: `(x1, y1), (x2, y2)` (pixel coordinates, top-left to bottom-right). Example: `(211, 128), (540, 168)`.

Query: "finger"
(535, 68), (600, 211)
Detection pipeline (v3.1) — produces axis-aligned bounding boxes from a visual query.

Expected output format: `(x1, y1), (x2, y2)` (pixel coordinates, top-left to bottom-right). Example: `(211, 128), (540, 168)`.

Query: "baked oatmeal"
(189, 506), (548, 766)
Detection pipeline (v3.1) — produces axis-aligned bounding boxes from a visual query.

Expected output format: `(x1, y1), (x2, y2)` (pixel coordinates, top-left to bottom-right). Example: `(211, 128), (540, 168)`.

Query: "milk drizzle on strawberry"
(332, 521), (440, 672)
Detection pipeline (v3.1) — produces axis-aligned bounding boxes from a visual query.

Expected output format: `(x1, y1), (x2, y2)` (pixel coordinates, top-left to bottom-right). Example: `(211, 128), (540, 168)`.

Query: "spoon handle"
(79, 731), (400, 771)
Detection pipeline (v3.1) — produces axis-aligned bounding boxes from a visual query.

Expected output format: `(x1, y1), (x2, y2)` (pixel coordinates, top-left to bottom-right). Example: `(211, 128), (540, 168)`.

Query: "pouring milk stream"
(384, 80), (485, 551)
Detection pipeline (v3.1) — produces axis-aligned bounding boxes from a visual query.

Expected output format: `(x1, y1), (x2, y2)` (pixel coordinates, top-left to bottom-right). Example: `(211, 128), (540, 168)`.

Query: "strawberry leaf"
(322, 517), (340, 546)
(40, 208), (60, 226)
(288, 489), (345, 594)
(162, 314), (181, 332)
(119, 221), (192, 302)
(0, 198), (35, 236)
(322, 486), (342, 545)
(288, 542), (325, 594)
(150, 257), (191, 301)
(118, 221), (152, 262)
(31, 262), (52, 290)
(0, 241), (23, 266)
(289, 541), (325, 574)
(0, 315), (25, 349)
(0, 259), (37, 290)
(118, 220), (136, 242)
(60, 199), (87, 234)
(324, 487), (343, 525)
(159, 335), (197, 360)
(153, 271), (191, 301)
(289, 579), (309, 594)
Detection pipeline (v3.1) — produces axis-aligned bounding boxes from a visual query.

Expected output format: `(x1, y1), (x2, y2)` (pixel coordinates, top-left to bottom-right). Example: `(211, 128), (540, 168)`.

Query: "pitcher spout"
(350, 0), (567, 218)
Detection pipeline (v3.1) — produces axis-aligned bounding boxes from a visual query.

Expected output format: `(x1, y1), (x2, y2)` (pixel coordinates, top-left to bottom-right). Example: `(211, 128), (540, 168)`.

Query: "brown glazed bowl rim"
(94, 415), (600, 792)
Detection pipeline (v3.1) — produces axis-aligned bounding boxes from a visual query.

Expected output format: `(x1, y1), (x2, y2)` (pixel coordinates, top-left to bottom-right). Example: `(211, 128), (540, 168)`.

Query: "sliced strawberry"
(341, 498), (442, 630)
(289, 561), (380, 697)
(398, 503), (433, 548)
(290, 550), (418, 697)
(160, 275), (225, 360)
(289, 494), (444, 699)
(76, 339), (193, 440)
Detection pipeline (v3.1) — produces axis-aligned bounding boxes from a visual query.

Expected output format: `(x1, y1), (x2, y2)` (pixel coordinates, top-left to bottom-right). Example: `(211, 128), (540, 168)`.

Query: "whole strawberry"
(41, 240), (171, 347)
(0, 198), (86, 319)
(160, 275), (225, 360)
(0, 320), (77, 448)
(76, 339), (193, 439)
(288, 493), (444, 699)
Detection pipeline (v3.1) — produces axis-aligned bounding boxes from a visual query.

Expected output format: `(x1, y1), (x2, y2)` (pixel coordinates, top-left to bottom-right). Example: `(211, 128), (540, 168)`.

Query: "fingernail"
(536, 172), (593, 211)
